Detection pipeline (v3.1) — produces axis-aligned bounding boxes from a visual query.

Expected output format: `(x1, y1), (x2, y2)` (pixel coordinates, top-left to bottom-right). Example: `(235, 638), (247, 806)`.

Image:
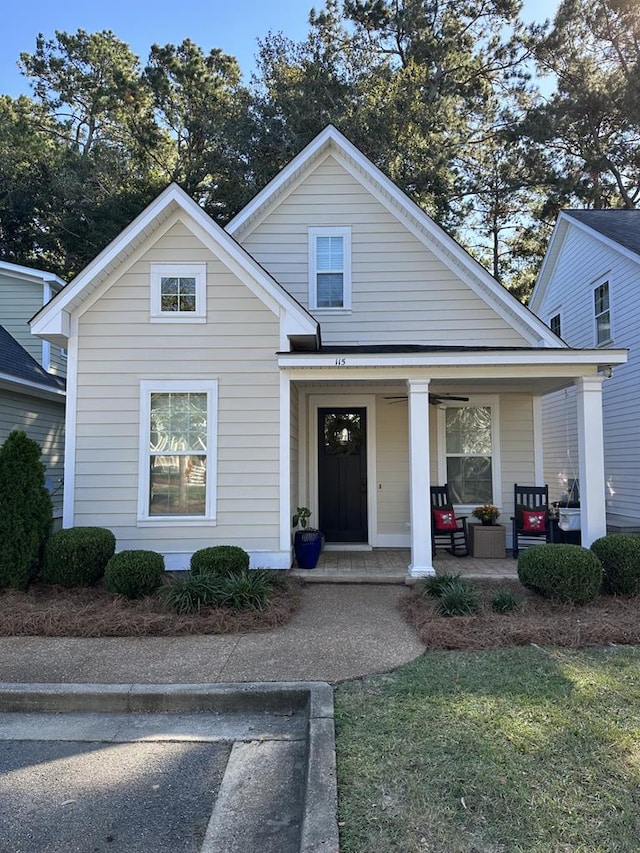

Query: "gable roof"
(0, 325), (65, 396)
(0, 260), (66, 291)
(228, 125), (562, 348)
(564, 210), (640, 257)
(530, 210), (640, 313)
(30, 183), (319, 348)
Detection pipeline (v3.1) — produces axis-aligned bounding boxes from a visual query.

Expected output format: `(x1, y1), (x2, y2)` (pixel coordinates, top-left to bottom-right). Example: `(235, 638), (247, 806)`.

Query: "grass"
(335, 645), (640, 852)
(0, 574), (301, 636)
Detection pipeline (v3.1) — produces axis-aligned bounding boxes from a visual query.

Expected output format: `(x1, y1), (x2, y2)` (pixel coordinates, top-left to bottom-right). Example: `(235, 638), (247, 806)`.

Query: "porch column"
(407, 379), (435, 577)
(279, 372), (292, 561)
(575, 376), (606, 547)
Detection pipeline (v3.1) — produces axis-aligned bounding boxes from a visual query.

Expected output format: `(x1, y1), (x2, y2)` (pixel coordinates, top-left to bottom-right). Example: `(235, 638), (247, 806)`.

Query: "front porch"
(290, 548), (518, 584)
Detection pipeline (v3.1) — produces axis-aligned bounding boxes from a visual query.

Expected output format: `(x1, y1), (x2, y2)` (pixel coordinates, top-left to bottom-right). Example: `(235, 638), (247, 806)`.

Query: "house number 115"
(334, 358), (346, 366)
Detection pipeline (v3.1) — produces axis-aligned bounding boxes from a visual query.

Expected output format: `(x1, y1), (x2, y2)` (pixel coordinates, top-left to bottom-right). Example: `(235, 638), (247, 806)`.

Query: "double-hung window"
(150, 263), (207, 322)
(438, 400), (500, 507)
(594, 280), (611, 345)
(138, 380), (217, 521)
(308, 227), (351, 310)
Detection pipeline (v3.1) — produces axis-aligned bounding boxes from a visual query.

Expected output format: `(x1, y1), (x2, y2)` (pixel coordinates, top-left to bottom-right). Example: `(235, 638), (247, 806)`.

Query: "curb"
(0, 681), (339, 853)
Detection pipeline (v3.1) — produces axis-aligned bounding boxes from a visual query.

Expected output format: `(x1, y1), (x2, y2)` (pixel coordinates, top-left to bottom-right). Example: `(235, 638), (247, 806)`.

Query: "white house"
(30, 127), (626, 575)
(530, 210), (639, 532)
(0, 261), (66, 519)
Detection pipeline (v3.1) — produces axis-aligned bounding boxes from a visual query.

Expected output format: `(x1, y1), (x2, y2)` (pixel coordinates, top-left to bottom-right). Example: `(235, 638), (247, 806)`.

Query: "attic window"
(549, 313), (561, 338)
(150, 263), (206, 322)
(594, 280), (611, 345)
(308, 227), (351, 311)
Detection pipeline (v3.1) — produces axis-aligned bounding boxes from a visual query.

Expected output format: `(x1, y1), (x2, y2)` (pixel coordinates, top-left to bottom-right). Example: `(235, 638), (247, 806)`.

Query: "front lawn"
(335, 645), (640, 852)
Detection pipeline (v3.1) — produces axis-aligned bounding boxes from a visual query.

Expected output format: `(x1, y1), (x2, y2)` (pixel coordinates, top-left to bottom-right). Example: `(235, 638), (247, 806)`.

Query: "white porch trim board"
(575, 376), (607, 546)
(407, 378), (435, 577)
(62, 314), (79, 529)
(280, 373), (292, 556)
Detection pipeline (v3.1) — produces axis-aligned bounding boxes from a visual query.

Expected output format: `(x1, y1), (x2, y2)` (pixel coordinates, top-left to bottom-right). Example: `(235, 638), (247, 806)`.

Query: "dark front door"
(318, 408), (368, 542)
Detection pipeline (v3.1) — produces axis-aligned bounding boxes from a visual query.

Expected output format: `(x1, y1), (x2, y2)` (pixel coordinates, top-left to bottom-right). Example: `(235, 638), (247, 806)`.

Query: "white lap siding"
(72, 220), (282, 565)
(239, 155), (530, 348)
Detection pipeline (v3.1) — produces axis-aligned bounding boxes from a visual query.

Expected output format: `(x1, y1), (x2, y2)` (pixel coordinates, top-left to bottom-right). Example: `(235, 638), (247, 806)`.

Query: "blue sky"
(1, 0), (560, 98)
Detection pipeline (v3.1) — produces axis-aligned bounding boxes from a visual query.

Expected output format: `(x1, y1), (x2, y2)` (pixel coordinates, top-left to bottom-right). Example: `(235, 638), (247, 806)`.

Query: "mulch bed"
(402, 579), (640, 650)
(0, 579), (302, 637)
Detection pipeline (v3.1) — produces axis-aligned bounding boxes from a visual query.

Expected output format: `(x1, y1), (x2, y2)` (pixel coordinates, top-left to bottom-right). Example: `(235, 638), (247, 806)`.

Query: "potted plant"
(472, 504), (500, 526)
(293, 507), (323, 569)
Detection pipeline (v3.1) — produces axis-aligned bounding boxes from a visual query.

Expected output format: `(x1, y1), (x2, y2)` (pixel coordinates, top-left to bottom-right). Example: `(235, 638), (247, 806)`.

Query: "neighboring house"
(0, 261), (67, 520)
(530, 210), (639, 532)
(30, 127), (626, 575)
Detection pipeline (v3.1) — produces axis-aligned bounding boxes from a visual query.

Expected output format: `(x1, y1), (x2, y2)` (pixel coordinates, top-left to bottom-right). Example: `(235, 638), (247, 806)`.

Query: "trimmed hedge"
(0, 430), (53, 590)
(42, 527), (116, 587)
(518, 544), (602, 605)
(591, 535), (640, 596)
(104, 550), (165, 599)
(190, 545), (250, 578)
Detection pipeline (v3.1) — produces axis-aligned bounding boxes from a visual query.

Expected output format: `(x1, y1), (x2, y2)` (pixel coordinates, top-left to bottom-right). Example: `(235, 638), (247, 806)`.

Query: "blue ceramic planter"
(294, 529), (323, 569)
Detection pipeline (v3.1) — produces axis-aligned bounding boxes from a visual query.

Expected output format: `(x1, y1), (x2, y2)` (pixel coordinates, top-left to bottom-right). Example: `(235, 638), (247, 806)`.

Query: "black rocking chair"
(430, 484), (469, 557)
(511, 483), (552, 558)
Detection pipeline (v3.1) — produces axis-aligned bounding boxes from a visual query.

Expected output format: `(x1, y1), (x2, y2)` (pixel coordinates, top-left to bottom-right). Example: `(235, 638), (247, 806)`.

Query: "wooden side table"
(469, 523), (506, 559)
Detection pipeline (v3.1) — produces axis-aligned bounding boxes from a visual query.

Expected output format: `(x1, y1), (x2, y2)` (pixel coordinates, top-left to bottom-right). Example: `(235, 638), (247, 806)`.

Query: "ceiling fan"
(384, 394), (470, 405)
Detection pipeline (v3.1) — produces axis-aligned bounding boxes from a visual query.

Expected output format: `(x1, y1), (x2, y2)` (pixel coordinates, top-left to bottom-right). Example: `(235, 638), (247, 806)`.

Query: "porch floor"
(290, 548), (518, 584)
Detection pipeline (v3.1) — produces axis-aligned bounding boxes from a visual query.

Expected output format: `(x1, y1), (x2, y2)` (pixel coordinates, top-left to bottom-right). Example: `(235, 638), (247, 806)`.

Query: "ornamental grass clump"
(104, 550), (165, 599)
(42, 526), (116, 587)
(421, 573), (462, 598)
(518, 544), (602, 605)
(590, 534), (640, 596)
(190, 545), (249, 578)
(435, 577), (481, 616)
(163, 568), (278, 614)
(490, 587), (521, 613)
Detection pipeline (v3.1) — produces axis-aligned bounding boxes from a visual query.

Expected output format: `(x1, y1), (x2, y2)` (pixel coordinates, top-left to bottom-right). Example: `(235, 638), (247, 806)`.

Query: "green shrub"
(0, 430), (53, 589)
(518, 544), (602, 605)
(42, 527), (116, 587)
(421, 573), (462, 598)
(162, 574), (226, 614)
(190, 545), (250, 578)
(104, 550), (165, 599)
(219, 570), (274, 611)
(591, 535), (640, 596)
(490, 587), (521, 613)
(434, 577), (481, 617)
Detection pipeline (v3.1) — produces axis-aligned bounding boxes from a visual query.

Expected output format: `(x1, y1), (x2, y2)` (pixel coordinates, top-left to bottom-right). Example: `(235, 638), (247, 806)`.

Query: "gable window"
(138, 380), (217, 521)
(549, 313), (561, 338)
(308, 227), (351, 310)
(150, 263), (206, 322)
(594, 280), (611, 345)
(438, 400), (501, 507)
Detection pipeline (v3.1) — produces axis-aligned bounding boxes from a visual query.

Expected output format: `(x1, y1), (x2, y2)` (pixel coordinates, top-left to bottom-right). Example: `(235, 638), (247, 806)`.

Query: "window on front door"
(443, 405), (494, 505)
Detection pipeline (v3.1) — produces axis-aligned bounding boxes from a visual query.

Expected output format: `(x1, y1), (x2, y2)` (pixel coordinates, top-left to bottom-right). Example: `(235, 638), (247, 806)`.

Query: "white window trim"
(150, 263), (207, 323)
(137, 379), (218, 524)
(592, 276), (613, 347)
(436, 396), (502, 512)
(548, 308), (562, 339)
(308, 227), (352, 311)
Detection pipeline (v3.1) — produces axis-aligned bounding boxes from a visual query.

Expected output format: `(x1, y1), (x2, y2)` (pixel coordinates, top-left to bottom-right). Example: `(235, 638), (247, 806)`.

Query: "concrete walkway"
(0, 584), (425, 684)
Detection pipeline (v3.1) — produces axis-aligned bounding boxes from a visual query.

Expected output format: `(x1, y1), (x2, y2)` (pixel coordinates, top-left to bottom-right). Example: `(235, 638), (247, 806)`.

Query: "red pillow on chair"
(522, 509), (547, 533)
(433, 508), (458, 530)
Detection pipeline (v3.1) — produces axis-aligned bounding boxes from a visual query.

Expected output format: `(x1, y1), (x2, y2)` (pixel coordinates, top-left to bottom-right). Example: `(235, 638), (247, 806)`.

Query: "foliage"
(490, 587), (521, 613)
(161, 573), (227, 614)
(190, 545), (250, 578)
(591, 534), (640, 596)
(103, 549), (166, 599)
(42, 526), (116, 587)
(293, 506), (312, 529)
(420, 573), (461, 598)
(163, 568), (279, 613)
(472, 504), (500, 523)
(434, 577), (481, 616)
(518, 544), (602, 605)
(0, 431), (53, 590)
